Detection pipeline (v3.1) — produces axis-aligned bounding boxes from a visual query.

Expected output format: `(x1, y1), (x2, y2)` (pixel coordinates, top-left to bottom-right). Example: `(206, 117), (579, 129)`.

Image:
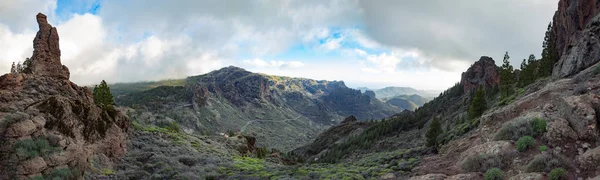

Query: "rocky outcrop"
(552, 0), (600, 77)
(0, 13), (129, 179)
(340, 115), (358, 124)
(30, 13), (69, 80)
(579, 147), (600, 170)
(460, 56), (500, 93)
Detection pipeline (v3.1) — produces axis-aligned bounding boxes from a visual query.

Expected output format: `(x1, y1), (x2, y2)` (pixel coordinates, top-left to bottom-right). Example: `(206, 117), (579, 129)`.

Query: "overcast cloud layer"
(0, 0), (558, 90)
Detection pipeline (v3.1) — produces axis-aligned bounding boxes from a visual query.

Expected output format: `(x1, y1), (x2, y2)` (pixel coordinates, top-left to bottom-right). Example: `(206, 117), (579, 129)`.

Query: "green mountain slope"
(111, 66), (400, 151)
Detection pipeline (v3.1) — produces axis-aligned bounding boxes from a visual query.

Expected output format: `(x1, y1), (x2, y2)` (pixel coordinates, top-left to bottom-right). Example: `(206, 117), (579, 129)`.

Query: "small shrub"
(525, 153), (571, 172)
(516, 136), (536, 152)
(539, 145), (549, 152)
(46, 168), (72, 179)
(14, 138), (59, 160)
(461, 151), (515, 172)
(494, 118), (546, 141)
(530, 118), (547, 135)
(548, 168), (568, 180)
(484, 168), (504, 180)
(594, 65), (600, 75)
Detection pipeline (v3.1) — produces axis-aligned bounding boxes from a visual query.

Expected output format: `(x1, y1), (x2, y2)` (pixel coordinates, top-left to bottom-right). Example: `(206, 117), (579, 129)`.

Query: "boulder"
(5, 120), (37, 137)
(16, 157), (47, 175)
(578, 146), (600, 170)
(508, 173), (543, 180)
(408, 174), (447, 180)
(459, 141), (512, 161)
(446, 173), (482, 180)
(544, 118), (578, 146)
(560, 95), (598, 140)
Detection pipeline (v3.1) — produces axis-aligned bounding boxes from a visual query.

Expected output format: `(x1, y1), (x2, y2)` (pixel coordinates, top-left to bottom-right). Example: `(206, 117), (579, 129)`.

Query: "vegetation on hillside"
(93, 80), (115, 107)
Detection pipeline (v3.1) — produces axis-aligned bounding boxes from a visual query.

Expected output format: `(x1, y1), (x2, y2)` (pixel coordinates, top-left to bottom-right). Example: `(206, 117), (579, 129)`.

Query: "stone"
(408, 174), (447, 180)
(380, 173), (396, 180)
(578, 146), (600, 170)
(31, 116), (46, 129)
(561, 95), (598, 140)
(545, 118), (579, 147)
(16, 157), (47, 175)
(5, 120), (37, 137)
(446, 173), (481, 180)
(459, 141), (513, 161)
(30, 13), (70, 80)
(508, 173), (543, 180)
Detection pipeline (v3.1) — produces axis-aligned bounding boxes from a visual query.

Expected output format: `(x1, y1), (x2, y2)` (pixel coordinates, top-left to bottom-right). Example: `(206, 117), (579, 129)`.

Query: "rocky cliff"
(552, 0), (600, 77)
(460, 56), (500, 93)
(0, 13), (129, 179)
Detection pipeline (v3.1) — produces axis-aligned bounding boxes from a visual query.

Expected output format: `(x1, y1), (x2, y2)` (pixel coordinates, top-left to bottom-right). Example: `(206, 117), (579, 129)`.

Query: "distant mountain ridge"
(112, 66), (400, 150)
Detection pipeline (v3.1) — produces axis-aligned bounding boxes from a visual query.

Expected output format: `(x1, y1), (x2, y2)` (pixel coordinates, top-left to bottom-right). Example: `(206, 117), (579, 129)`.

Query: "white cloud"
(242, 58), (305, 69)
(0, 0), (558, 90)
(321, 36), (345, 51)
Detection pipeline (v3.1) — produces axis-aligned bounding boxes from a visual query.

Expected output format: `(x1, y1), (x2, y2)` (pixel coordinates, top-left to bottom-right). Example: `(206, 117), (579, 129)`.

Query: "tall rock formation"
(0, 13), (129, 179)
(460, 56), (500, 93)
(30, 13), (70, 80)
(552, 0), (600, 77)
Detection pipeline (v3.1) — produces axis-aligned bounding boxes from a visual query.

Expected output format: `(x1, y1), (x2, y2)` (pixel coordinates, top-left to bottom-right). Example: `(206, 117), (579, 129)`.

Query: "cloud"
(0, 0), (559, 90)
(0, 0), (56, 32)
(358, 0), (558, 67)
(242, 58), (305, 69)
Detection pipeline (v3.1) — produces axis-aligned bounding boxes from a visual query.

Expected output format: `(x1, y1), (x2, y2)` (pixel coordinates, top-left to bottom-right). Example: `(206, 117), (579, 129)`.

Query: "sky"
(0, 0), (558, 91)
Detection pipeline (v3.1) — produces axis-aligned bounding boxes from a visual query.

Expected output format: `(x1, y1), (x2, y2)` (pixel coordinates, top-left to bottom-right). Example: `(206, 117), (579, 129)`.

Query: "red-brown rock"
(30, 13), (69, 80)
(460, 56), (500, 93)
(552, 0), (600, 77)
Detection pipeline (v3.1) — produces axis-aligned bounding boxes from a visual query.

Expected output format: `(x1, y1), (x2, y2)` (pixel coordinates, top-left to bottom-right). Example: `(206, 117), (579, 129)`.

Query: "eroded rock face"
(0, 13), (129, 179)
(30, 13), (69, 80)
(579, 147), (600, 170)
(460, 56), (500, 93)
(552, 0), (600, 59)
(552, 0), (600, 77)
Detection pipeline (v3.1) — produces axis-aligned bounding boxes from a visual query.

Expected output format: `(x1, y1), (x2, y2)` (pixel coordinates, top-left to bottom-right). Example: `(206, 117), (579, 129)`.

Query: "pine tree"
(468, 85), (487, 119)
(10, 62), (16, 73)
(539, 22), (558, 77)
(93, 80), (115, 107)
(426, 117), (443, 153)
(22, 58), (33, 74)
(499, 52), (515, 98)
(16, 61), (23, 73)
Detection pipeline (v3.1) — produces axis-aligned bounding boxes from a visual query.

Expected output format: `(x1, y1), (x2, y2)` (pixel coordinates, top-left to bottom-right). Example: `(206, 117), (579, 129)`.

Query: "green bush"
(594, 65), (600, 75)
(531, 118), (547, 135)
(539, 145), (549, 152)
(46, 168), (73, 180)
(484, 168), (504, 180)
(461, 152), (515, 172)
(525, 153), (571, 172)
(516, 136), (536, 152)
(14, 138), (59, 160)
(494, 118), (546, 141)
(548, 168), (567, 180)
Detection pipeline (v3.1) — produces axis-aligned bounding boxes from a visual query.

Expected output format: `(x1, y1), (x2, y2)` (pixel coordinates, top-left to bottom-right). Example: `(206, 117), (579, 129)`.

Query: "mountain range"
(111, 66), (400, 151)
